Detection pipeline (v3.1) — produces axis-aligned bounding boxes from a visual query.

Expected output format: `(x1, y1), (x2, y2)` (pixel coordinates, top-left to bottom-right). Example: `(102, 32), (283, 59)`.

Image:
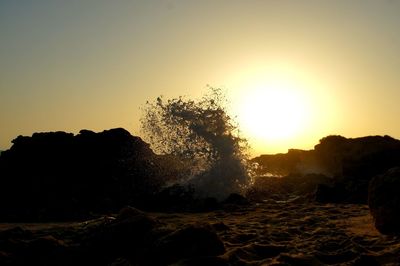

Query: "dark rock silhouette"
(0, 128), (252, 220)
(253, 135), (400, 203)
(252, 149), (311, 177)
(152, 222), (225, 265)
(316, 146), (400, 203)
(0, 128), (180, 221)
(223, 193), (249, 206)
(368, 167), (400, 234)
(314, 183), (347, 203)
(253, 135), (400, 177)
(81, 206), (158, 265)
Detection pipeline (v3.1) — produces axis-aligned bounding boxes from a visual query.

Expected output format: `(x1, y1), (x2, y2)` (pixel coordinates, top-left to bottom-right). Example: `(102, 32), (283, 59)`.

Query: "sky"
(1, 0), (400, 155)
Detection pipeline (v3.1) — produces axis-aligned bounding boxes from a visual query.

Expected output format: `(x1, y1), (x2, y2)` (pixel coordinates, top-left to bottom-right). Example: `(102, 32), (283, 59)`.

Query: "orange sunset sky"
(1, 1), (400, 155)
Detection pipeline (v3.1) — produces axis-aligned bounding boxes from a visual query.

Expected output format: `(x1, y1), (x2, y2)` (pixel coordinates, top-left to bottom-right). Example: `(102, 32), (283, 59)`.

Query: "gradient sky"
(1, 0), (400, 155)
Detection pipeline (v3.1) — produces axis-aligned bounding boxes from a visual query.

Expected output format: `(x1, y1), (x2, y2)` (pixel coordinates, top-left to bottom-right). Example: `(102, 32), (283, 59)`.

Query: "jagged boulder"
(368, 167), (400, 234)
(0, 128), (173, 221)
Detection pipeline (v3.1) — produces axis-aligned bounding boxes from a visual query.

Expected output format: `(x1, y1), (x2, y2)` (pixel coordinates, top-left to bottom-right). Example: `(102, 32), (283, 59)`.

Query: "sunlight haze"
(1, 1), (400, 155)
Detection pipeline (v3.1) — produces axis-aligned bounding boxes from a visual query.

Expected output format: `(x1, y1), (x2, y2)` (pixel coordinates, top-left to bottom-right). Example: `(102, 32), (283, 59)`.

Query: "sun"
(237, 80), (311, 142)
(227, 62), (336, 154)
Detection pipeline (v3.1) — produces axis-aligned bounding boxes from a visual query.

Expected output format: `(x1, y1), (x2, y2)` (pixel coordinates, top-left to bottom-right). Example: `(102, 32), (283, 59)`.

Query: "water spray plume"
(140, 87), (252, 199)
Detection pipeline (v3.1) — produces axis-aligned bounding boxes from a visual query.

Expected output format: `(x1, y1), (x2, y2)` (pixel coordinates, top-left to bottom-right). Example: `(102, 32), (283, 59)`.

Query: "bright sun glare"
(237, 79), (311, 142)
(230, 63), (337, 154)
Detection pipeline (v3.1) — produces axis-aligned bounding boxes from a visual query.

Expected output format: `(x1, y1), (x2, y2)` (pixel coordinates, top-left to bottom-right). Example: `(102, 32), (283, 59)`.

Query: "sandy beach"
(1, 200), (399, 265)
(151, 201), (399, 265)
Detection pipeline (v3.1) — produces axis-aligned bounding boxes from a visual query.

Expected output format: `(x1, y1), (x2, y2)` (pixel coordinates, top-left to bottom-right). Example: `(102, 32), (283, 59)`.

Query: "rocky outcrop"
(251, 149), (312, 177)
(315, 146), (400, 204)
(253, 135), (400, 203)
(253, 135), (400, 178)
(368, 167), (400, 234)
(0, 128), (178, 221)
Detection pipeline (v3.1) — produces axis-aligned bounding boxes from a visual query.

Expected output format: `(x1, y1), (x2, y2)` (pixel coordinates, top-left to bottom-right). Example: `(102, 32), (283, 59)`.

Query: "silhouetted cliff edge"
(0, 128), (180, 221)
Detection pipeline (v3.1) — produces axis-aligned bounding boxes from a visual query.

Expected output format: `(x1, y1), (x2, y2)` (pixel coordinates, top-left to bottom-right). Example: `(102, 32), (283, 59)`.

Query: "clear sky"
(1, 0), (400, 155)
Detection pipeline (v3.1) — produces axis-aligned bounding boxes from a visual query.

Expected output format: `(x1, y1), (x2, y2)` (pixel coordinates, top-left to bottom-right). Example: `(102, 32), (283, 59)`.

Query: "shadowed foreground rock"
(153, 223), (225, 265)
(369, 167), (400, 234)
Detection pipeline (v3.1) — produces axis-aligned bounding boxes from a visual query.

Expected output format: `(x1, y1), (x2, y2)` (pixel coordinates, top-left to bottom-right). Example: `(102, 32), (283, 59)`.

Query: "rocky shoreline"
(1, 129), (400, 265)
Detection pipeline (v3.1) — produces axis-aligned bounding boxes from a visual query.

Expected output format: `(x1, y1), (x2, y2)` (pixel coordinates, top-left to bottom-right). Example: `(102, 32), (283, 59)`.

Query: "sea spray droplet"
(140, 87), (252, 200)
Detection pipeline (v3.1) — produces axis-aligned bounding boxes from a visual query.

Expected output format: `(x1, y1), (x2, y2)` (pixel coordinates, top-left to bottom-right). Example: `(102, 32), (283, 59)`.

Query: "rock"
(247, 173), (331, 203)
(223, 193), (249, 205)
(314, 184), (346, 203)
(75, 208), (159, 265)
(116, 206), (145, 221)
(368, 167), (400, 234)
(84, 208), (157, 253)
(253, 135), (400, 204)
(201, 197), (220, 211)
(153, 223), (225, 264)
(0, 128), (174, 221)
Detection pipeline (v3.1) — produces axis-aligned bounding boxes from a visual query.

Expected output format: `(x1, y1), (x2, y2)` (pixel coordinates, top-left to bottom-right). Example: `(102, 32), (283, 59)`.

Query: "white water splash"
(141, 88), (252, 200)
